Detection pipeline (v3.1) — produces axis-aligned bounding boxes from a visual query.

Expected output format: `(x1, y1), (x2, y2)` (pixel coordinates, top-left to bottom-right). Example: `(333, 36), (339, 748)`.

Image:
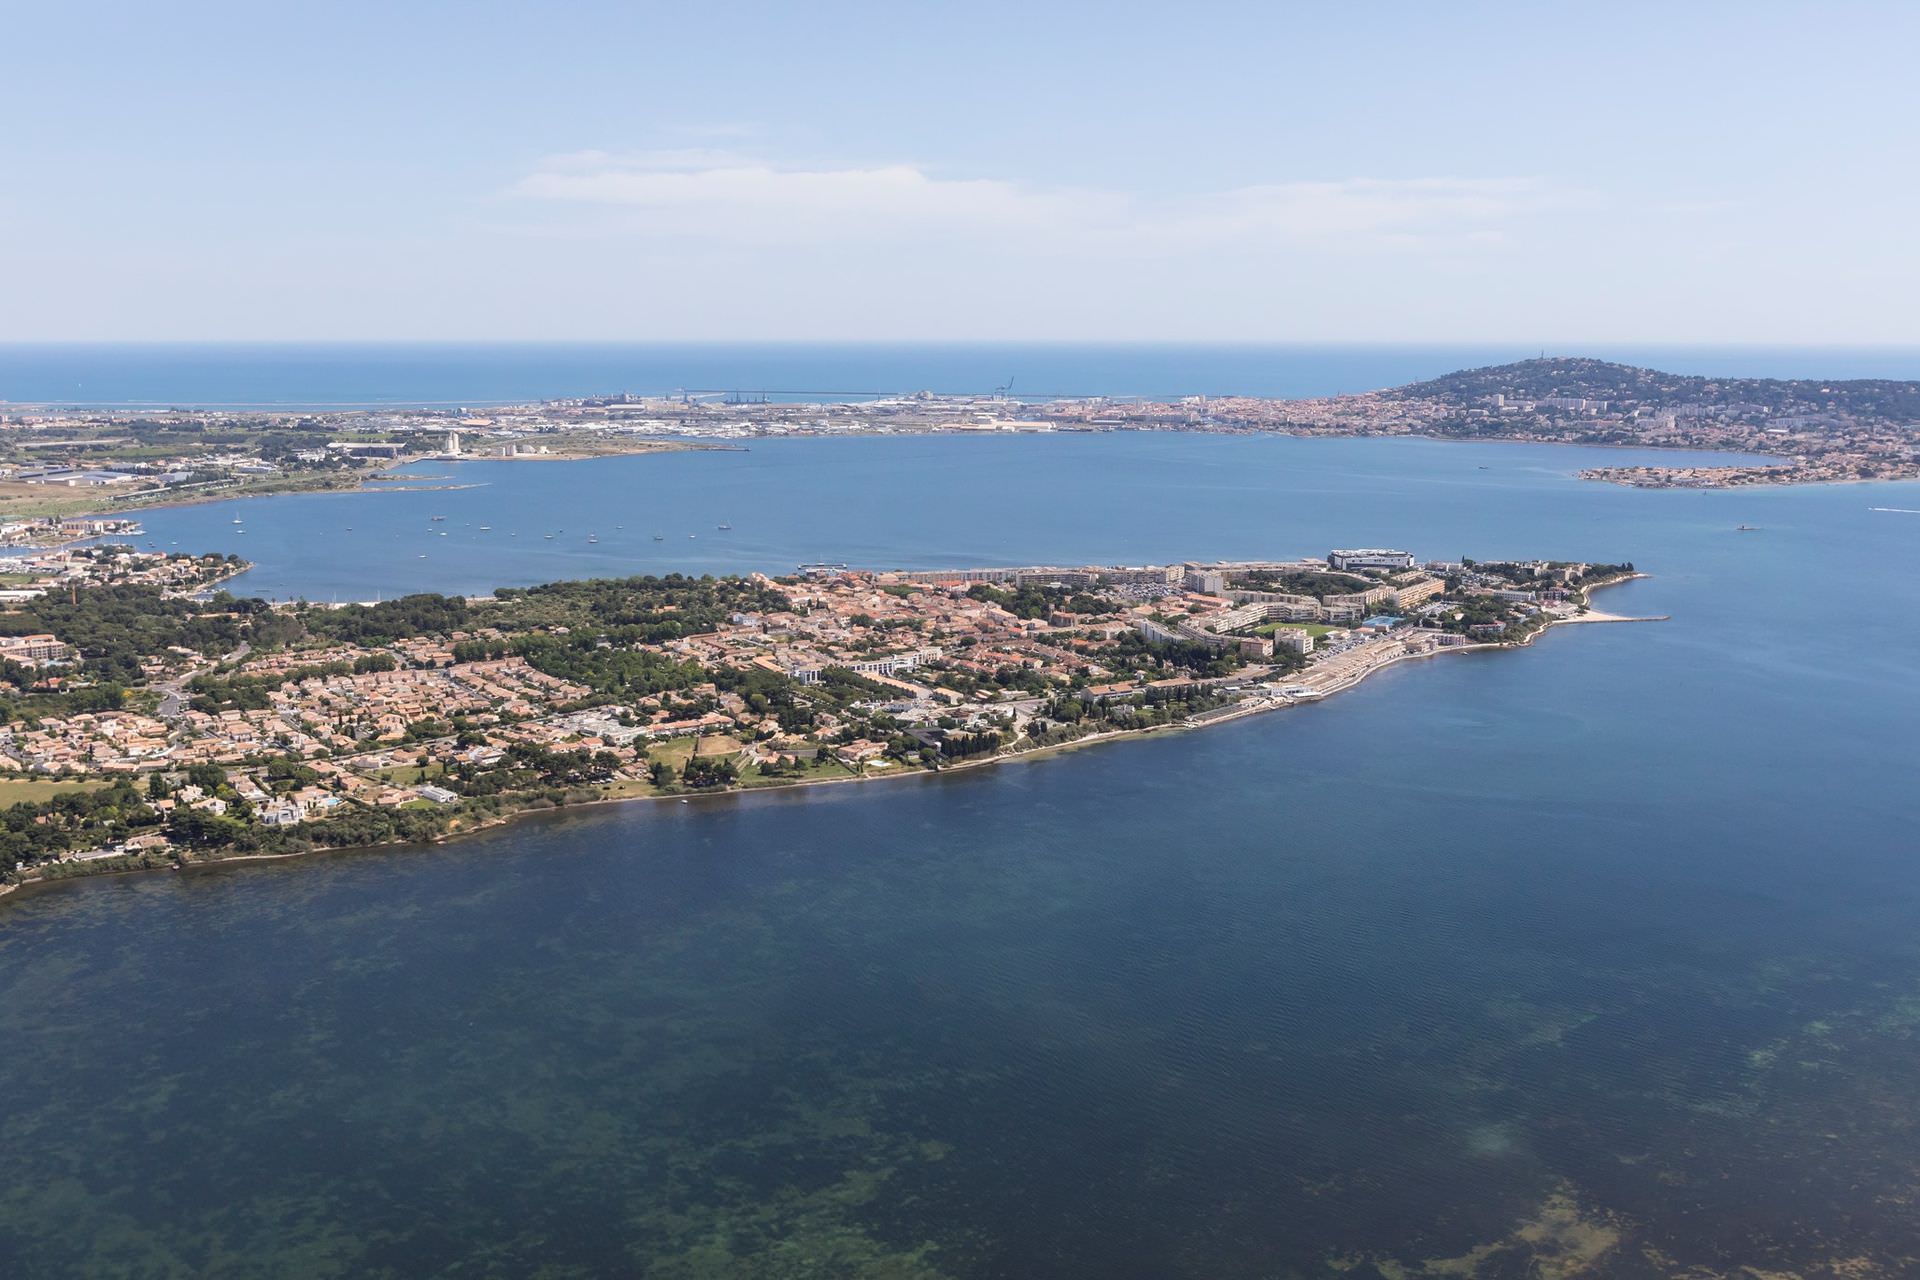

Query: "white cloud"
(513, 152), (1117, 243)
(509, 153), (1560, 253)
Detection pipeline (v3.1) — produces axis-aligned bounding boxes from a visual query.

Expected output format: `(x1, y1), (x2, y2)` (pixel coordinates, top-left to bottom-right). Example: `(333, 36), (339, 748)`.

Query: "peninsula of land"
(2, 359), (1914, 524)
(0, 545), (1642, 898)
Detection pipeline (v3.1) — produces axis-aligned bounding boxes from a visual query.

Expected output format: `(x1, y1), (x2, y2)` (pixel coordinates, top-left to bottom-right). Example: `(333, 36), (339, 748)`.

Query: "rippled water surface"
(4, 436), (1920, 1277)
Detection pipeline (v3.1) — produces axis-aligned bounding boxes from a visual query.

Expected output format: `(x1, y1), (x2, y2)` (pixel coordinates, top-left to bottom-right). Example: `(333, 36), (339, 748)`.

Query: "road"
(155, 640), (250, 723)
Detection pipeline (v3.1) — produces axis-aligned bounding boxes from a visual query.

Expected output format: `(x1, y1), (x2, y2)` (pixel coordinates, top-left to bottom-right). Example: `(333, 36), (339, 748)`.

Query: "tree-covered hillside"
(1392, 358), (1920, 421)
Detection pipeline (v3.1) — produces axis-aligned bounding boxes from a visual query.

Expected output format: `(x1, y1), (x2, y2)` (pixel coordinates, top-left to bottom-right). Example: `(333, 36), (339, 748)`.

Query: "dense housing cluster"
(0, 546), (1634, 884)
(1071, 359), (1920, 487)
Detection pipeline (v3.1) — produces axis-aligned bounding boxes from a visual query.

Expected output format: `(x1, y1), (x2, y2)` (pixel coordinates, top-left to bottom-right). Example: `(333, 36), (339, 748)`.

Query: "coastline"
(32, 441), (723, 525)
(1580, 467), (1918, 491)
(0, 576), (1655, 910)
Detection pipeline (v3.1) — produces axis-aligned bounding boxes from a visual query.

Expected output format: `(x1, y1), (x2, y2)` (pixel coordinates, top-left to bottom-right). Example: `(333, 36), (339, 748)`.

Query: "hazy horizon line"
(6, 338), (1920, 350)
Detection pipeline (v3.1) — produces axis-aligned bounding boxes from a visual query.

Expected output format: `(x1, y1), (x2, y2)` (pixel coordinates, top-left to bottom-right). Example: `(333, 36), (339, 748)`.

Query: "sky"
(6, 0), (1919, 343)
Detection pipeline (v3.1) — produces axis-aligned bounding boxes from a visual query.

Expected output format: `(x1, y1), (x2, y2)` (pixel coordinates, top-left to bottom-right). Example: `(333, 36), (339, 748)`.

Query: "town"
(3, 358), (1916, 511)
(0, 544), (1640, 894)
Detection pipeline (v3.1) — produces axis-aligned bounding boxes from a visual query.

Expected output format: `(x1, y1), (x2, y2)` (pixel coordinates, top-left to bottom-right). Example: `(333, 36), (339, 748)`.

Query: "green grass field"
(643, 735), (745, 768)
(0, 777), (114, 807)
(1251, 621), (1339, 638)
(374, 761), (446, 786)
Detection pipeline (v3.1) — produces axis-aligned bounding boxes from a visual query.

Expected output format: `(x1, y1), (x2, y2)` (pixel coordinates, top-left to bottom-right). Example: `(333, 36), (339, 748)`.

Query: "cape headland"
(0, 546), (1643, 900)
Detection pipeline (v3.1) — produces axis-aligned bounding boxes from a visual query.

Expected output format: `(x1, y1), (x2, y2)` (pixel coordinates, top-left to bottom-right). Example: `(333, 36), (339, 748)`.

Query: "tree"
(167, 808), (244, 849)
(680, 755), (738, 789)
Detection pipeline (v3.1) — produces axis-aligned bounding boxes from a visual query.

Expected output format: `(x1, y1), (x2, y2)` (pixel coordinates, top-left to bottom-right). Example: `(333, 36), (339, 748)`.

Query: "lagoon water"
(133, 434), (1777, 601)
(4, 434), (1920, 1276)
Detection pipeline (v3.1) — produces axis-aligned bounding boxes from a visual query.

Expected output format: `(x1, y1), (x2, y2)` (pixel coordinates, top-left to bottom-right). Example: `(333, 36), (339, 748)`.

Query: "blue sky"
(7, 1), (1918, 342)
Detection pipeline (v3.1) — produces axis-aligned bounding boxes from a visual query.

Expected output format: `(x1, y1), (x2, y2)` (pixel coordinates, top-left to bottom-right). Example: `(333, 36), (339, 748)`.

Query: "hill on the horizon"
(1391, 357), (1920, 421)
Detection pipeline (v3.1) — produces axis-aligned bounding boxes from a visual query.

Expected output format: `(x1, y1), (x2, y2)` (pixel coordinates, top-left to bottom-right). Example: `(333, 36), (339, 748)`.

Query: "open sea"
(4, 341), (1920, 407)
(3, 348), (1920, 1277)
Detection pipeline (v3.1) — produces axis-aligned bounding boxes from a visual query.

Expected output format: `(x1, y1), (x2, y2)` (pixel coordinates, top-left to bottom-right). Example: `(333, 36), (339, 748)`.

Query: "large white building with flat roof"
(1328, 548), (1415, 571)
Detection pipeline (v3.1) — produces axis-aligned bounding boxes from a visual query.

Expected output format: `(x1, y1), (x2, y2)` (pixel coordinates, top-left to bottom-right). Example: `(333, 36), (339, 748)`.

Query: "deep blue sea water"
(4, 341), (1920, 407)
(4, 432), (1920, 1276)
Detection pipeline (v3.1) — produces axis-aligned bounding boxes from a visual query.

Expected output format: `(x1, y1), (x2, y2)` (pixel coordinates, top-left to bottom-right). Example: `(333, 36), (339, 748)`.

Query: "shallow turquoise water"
(5, 437), (1920, 1276)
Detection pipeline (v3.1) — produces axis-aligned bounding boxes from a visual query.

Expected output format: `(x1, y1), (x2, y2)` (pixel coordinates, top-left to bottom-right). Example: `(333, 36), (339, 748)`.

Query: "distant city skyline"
(8, 1), (1919, 343)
